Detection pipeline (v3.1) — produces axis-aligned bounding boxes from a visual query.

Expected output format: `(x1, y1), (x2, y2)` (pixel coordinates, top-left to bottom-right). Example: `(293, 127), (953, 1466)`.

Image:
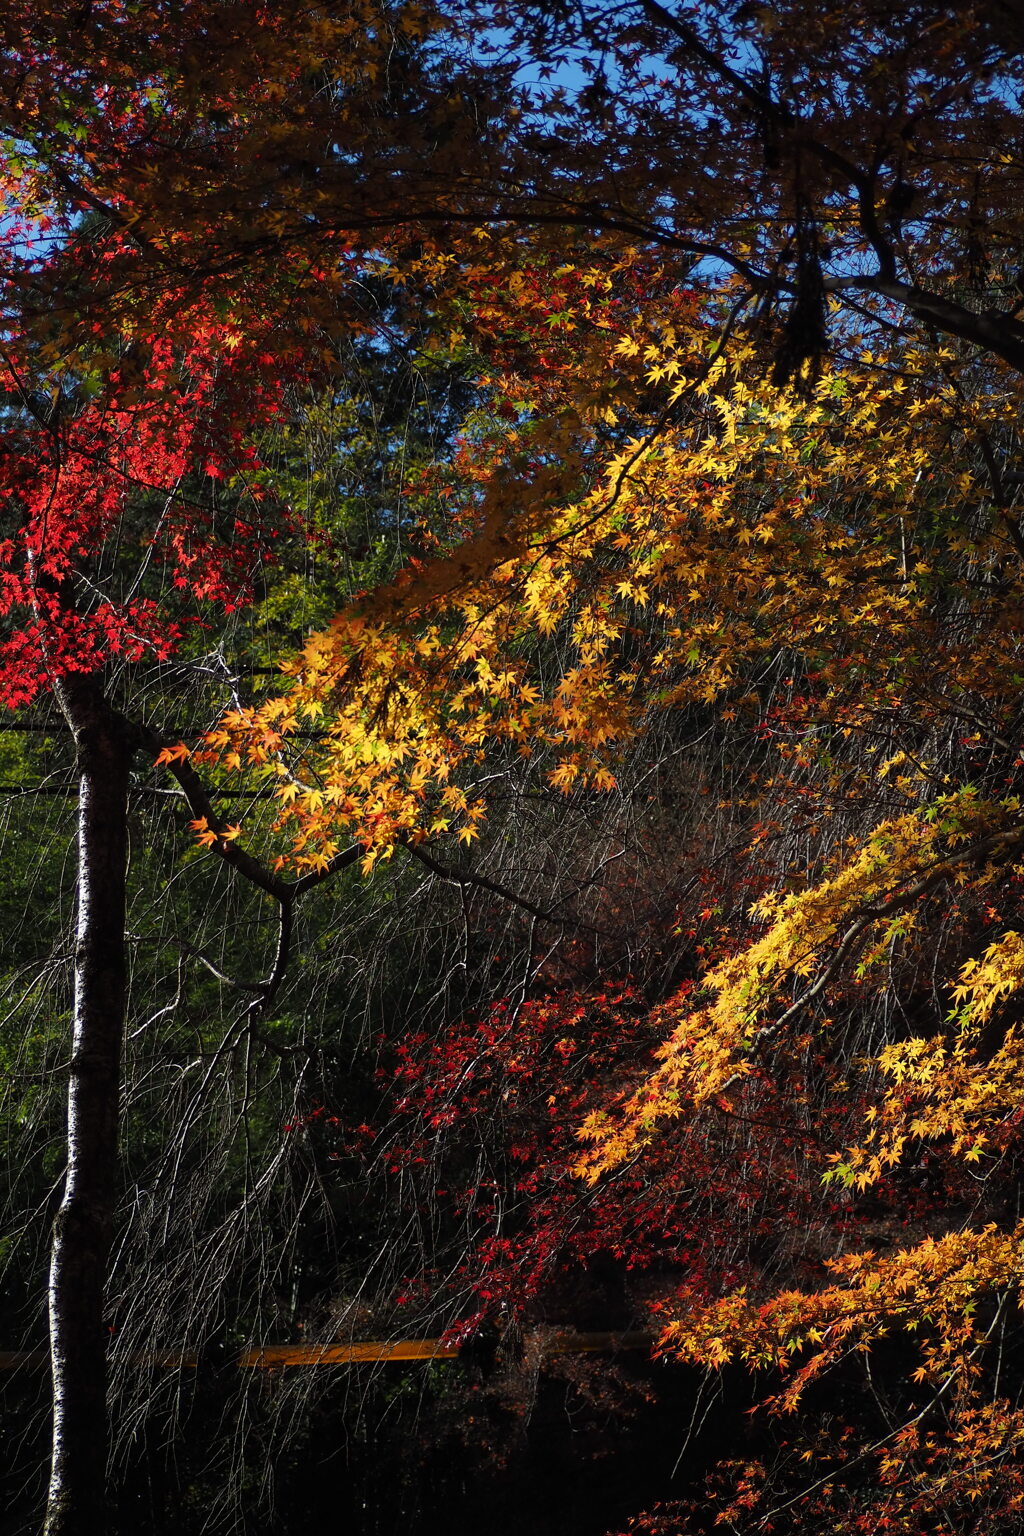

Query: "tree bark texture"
(44, 679), (131, 1536)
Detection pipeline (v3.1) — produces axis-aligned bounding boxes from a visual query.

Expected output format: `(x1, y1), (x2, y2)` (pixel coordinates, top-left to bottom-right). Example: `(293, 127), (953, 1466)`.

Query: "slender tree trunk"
(44, 677), (131, 1536)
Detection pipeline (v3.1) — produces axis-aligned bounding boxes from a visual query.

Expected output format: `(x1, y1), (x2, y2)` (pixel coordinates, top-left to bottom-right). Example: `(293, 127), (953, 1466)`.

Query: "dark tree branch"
(826, 274), (1024, 374)
(402, 839), (558, 924)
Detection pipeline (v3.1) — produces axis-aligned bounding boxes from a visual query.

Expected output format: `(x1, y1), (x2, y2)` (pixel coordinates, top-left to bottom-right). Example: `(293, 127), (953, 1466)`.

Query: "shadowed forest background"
(5, 2), (1024, 1533)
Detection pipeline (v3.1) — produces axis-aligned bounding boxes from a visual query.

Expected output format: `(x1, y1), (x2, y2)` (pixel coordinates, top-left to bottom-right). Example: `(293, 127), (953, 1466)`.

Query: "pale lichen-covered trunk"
(44, 678), (131, 1536)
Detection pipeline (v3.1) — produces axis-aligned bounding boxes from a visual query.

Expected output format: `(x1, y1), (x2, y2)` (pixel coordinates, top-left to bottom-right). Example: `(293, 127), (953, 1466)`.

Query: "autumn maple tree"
(198, 6), (1024, 1531)
(0, 241), (341, 1535)
(10, 2), (1024, 1535)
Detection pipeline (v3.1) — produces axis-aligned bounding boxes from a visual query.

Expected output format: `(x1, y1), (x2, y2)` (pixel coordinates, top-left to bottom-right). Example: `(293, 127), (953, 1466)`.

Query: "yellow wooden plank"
(240, 1339), (460, 1368)
(239, 1332), (652, 1368)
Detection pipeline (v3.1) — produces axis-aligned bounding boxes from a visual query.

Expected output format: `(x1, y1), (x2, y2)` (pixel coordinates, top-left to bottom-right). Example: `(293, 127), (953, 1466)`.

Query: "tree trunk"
(44, 678), (131, 1536)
